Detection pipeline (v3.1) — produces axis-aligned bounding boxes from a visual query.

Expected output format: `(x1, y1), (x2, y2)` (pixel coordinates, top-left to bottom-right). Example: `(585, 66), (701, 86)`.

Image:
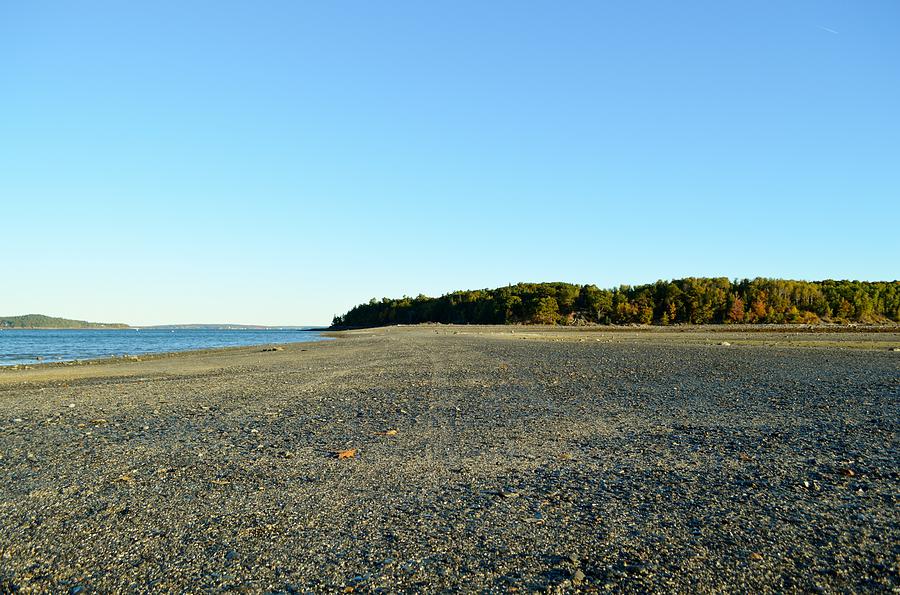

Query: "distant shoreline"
(0, 325), (324, 331)
(0, 327), (330, 369)
(1, 324), (896, 378)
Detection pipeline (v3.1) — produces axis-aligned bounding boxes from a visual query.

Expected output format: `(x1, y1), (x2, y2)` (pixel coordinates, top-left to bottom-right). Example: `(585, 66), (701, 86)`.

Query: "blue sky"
(2, 1), (898, 325)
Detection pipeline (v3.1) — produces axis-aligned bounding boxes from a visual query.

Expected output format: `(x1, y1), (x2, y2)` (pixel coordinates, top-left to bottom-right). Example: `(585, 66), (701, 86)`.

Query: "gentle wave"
(0, 328), (329, 366)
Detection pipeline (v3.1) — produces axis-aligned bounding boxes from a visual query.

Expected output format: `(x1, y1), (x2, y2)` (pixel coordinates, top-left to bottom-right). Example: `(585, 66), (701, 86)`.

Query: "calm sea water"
(0, 328), (328, 366)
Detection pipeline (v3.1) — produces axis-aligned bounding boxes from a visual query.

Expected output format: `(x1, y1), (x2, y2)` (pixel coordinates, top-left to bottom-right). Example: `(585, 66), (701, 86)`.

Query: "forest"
(0, 314), (128, 329)
(332, 278), (900, 328)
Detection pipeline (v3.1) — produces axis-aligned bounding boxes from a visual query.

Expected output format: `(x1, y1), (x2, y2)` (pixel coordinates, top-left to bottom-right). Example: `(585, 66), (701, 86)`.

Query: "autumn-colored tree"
(750, 291), (768, 322)
(798, 310), (820, 324)
(836, 298), (853, 319)
(726, 296), (745, 323)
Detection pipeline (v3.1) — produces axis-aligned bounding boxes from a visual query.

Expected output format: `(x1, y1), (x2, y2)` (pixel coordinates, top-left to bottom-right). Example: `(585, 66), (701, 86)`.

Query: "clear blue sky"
(2, 1), (897, 325)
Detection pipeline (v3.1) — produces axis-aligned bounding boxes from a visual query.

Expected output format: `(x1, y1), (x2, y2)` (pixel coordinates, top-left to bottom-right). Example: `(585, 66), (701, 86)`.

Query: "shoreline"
(1, 325), (896, 384)
(0, 330), (333, 372)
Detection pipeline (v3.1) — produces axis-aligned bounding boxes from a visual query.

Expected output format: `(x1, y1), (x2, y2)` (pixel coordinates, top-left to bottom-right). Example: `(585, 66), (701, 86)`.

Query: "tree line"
(332, 278), (900, 327)
(0, 314), (129, 329)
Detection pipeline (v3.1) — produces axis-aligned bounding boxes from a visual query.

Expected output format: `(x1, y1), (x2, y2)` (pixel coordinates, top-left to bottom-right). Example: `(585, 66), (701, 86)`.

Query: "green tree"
(530, 297), (560, 324)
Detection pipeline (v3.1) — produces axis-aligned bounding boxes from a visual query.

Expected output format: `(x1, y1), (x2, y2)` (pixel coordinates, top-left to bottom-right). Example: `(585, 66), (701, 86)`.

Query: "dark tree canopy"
(332, 279), (900, 328)
(0, 314), (129, 329)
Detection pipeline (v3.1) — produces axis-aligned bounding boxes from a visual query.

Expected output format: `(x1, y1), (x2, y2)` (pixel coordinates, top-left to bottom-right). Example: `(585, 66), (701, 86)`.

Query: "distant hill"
(0, 314), (130, 329)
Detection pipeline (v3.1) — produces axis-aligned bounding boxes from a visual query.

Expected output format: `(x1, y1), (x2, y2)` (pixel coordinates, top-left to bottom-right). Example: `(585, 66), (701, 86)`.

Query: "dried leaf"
(336, 448), (357, 459)
(115, 474), (134, 483)
(749, 552), (763, 561)
(375, 429), (398, 436)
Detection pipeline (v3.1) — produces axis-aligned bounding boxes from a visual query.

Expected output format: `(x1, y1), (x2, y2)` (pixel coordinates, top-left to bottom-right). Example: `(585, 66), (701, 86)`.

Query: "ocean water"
(0, 328), (329, 366)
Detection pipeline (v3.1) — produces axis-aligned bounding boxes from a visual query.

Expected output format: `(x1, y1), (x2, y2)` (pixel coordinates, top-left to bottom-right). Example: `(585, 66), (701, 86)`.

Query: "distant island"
(0, 317), (316, 330)
(0, 314), (129, 329)
(333, 278), (900, 328)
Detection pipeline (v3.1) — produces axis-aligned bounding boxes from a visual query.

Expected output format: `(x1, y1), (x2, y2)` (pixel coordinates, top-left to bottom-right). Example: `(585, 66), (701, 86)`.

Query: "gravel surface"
(1, 326), (898, 593)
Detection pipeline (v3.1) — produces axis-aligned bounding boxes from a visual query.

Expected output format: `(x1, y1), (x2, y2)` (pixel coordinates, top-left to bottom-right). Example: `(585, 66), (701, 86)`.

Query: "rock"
(225, 549), (239, 561)
(573, 569), (586, 584)
(719, 341), (731, 346)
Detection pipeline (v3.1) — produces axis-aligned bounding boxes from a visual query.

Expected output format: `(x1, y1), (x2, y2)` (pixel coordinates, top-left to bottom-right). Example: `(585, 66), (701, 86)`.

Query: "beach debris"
(115, 473), (135, 483)
(261, 346), (285, 352)
(375, 429), (398, 436)
(749, 552), (763, 561)
(335, 448), (357, 459)
(719, 341), (732, 346)
(485, 488), (520, 499)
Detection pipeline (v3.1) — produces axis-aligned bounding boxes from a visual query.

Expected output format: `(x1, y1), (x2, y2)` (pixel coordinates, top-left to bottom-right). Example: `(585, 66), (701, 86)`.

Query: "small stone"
(573, 569), (586, 584)
(225, 549), (238, 561)
(719, 341), (731, 346)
